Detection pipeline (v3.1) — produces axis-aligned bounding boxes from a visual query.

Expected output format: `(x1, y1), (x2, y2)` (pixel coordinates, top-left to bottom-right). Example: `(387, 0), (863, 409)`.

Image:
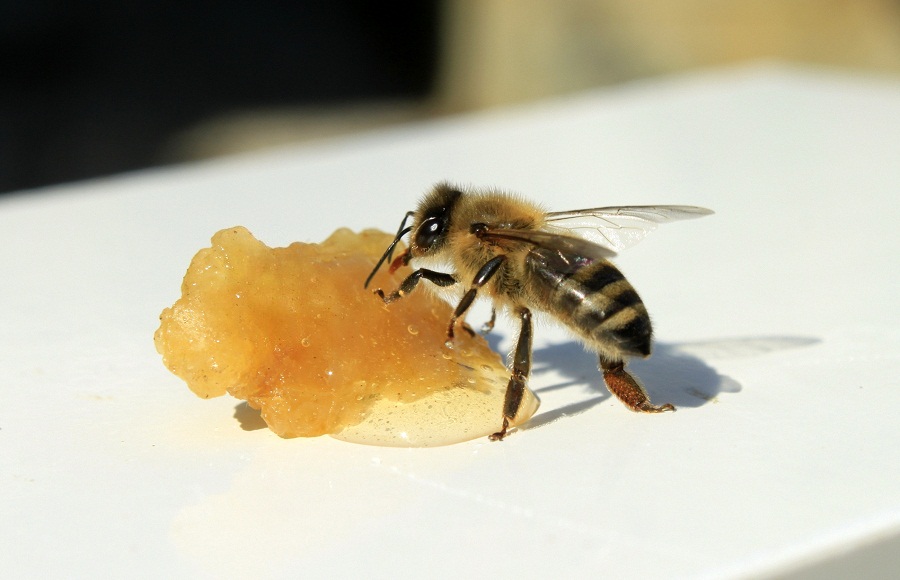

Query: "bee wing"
(544, 205), (714, 252)
(479, 228), (616, 267)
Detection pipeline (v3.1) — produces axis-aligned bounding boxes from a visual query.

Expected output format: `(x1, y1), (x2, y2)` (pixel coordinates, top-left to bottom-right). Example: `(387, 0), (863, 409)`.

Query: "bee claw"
(481, 309), (497, 335)
(638, 402), (675, 413)
(489, 418), (510, 441)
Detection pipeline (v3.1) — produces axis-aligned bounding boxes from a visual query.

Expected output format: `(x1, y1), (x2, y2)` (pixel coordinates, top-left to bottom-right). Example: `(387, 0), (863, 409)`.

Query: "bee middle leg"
(599, 356), (675, 413)
(490, 307), (533, 441)
(480, 308), (497, 335)
(446, 255), (506, 343)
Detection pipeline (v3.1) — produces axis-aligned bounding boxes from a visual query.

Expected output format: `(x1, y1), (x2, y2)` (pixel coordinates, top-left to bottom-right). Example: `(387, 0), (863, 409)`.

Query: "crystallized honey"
(154, 227), (538, 446)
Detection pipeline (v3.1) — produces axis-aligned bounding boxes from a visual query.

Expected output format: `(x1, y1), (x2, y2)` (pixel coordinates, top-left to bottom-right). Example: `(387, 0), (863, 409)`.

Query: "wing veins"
(542, 204), (713, 251)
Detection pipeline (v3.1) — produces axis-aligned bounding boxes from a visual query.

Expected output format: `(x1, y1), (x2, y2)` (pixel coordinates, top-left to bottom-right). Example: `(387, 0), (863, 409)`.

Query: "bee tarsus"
(600, 357), (675, 413)
(490, 307), (533, 441)
(480, 308), (497, 335)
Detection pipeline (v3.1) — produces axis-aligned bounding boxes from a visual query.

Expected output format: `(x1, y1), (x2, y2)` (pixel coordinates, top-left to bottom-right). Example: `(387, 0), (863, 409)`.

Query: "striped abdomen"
(527, 248), (652, 358)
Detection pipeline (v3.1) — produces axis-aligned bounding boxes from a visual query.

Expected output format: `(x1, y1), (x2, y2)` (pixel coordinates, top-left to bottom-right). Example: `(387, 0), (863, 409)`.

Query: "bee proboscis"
(365, 183), (713, 441)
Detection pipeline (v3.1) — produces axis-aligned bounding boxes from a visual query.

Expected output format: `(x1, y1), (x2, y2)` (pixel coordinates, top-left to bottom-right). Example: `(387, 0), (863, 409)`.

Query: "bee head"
(411, 184), (462, 256)
(363, 184), (463, 289)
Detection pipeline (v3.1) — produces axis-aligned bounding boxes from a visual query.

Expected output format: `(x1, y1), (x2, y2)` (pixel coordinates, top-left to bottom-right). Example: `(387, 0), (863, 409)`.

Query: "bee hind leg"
(599, 356), (675, 413)
(490, 307), (533, 441)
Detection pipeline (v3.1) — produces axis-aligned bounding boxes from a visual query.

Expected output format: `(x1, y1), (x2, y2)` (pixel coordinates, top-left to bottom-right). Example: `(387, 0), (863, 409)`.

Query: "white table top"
(2, 64), (898, 578)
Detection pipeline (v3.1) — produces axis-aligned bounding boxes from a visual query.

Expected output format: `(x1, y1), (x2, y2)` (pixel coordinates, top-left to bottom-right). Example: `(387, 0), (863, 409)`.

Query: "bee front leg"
(446, 255), (506, 344)
(490, 307), (532, 441)
(599, 356), (675, 413)
(373, 269), (457, 304)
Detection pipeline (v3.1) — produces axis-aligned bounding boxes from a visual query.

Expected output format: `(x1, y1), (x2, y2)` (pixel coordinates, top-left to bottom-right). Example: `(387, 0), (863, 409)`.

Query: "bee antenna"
(364, 211), (415, 289)
(386, 211), (415, 263)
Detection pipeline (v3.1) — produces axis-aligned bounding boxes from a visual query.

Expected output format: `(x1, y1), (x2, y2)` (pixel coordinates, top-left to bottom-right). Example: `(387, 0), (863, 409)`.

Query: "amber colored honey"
(155, 227), (538, 446)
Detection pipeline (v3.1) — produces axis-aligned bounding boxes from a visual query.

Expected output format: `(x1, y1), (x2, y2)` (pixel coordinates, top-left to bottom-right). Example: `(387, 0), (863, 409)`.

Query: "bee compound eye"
(414, 217), (444, 251)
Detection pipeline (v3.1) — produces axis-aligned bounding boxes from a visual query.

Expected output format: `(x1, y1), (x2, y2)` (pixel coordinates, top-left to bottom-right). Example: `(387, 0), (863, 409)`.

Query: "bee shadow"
(517, 335), (820, 433)
(231, 334), (819, 437)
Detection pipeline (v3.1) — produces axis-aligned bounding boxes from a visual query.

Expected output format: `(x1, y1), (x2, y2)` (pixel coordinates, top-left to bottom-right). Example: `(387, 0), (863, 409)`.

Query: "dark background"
(4, 1), (897, 195)
(0, 1), (439, 194)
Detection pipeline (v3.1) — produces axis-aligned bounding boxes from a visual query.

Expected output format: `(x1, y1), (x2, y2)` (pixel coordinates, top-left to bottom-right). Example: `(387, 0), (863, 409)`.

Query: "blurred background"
(2, 0), (899, 194)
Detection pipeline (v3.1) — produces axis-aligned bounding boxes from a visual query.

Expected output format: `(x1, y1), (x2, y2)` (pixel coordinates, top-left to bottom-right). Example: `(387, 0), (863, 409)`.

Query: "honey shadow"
(234, 402), (267, 431)
(517, 335), (820, 433)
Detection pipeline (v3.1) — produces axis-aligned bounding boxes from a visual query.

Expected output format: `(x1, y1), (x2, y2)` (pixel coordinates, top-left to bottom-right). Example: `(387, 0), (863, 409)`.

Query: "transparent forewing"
(543, 205), (713, 252)
(480, 228), (616, 266)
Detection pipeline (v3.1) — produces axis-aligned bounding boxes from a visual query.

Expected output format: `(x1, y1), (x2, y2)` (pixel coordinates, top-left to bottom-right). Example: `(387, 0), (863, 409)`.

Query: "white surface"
(1, 65), (899, 578)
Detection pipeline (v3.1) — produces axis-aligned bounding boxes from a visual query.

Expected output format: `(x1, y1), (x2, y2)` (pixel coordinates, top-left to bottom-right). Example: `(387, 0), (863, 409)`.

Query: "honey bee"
(365, 183), (713, 441)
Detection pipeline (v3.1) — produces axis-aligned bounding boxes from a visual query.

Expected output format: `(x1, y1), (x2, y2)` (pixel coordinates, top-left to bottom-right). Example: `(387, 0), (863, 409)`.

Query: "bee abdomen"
(547, 261), (652, 357)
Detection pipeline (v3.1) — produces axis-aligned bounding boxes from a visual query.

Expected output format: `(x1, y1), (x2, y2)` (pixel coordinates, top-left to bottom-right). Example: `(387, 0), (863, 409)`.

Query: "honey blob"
(155, 227), (539, 446)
